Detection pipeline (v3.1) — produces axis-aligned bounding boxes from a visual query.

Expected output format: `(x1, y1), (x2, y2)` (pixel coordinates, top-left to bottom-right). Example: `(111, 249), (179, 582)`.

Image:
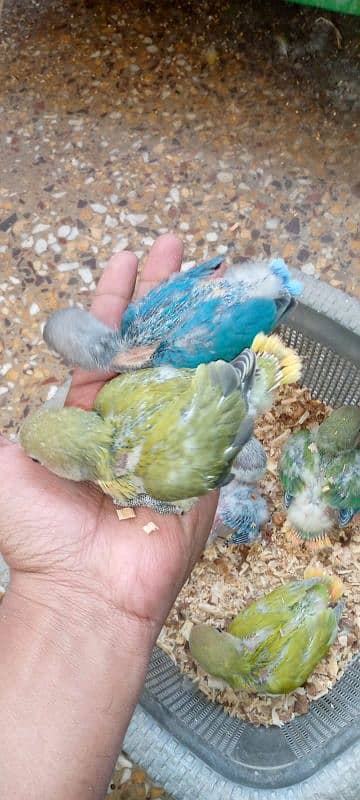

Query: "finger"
(183, 492), (218, 566)
(67, 251), (138, 407)
(135, 233), (184, 298)
(0, 435), (39, 514)
(90, 251), (138, 326)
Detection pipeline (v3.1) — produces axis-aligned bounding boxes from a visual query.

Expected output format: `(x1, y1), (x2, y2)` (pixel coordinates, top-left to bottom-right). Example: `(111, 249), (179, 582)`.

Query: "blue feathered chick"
(43, 256), (302, 371)
(209, 482), (270, 546)
(207, 436), (269, 546)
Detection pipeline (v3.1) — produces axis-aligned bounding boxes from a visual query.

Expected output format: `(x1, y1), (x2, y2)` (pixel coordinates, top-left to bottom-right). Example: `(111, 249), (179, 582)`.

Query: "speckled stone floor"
(0, 0), (359, 796)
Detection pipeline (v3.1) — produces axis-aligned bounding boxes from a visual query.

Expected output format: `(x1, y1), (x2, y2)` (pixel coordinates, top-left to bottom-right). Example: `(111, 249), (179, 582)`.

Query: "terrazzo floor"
(0, 0), (359, 797)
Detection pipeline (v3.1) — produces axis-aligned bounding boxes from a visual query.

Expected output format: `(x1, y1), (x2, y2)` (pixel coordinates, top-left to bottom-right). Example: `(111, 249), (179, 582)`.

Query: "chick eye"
(31, 457), (40, 464)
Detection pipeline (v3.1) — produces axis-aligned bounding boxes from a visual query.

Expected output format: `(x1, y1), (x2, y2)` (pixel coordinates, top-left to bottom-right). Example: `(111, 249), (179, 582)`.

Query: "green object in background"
(286, 0), (360, 14)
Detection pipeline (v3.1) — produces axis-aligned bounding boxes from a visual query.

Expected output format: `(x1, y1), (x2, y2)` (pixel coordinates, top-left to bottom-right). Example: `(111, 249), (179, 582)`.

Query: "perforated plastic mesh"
(144, 646), (360, 764)
(279, 325), (360, 406)
(282, 654), (360, 758)
(144, 646), (249, 753)
(141, 315), (360, 785)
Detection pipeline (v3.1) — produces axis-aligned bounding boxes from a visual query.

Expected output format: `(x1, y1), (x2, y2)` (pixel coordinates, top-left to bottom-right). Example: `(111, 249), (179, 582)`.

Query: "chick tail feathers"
(303, 565), (344, 601)
(229, 349), (257, 396)
(205, 352), (256, 454)
(251, 332), (302, 388)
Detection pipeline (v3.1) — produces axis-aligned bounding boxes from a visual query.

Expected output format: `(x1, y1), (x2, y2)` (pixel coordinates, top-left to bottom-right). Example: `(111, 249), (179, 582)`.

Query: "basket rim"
(124, 704), (360, 800)
(290, 267), (360, 338)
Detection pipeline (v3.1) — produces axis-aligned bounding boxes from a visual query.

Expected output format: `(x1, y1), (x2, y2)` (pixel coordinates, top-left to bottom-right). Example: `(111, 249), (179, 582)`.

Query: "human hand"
(0, 235), (219, 798)
(0, 234), (217, 635)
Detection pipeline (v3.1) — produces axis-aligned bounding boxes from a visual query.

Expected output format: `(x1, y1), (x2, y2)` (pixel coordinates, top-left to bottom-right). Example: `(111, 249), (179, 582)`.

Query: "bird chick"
(208, 482), (269, 547)
(280, 406), (360, 544)
(20, 336), (301, 516)
(43, 255), (302, 371)
(189, 569), (344, 695)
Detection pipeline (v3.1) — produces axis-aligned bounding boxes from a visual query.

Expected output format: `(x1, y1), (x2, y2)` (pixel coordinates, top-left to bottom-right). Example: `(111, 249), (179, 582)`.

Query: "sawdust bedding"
(158, 384), (360, 727)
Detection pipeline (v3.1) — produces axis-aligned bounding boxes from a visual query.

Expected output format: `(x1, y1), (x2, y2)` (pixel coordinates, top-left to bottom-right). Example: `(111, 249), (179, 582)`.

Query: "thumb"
(0, 433), (26, 472)
(0, 433), (40, 532)
(0, 434), (23, 476)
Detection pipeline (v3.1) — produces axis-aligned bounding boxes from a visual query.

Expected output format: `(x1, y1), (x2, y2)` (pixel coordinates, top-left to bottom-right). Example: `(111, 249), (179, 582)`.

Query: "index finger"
(66, 251), (138, 407)
(90, 250), (138, 326)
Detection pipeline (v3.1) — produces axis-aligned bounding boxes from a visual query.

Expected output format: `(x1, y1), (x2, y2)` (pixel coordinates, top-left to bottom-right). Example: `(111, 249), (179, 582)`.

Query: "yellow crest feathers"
(251, 332), (302, 386)
(251, 332), (287, 358)
(304, 565), (343, 601)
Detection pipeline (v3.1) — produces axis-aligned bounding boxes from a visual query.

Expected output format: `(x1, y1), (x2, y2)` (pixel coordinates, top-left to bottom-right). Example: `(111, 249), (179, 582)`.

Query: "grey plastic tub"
(124, 271), (360, 799)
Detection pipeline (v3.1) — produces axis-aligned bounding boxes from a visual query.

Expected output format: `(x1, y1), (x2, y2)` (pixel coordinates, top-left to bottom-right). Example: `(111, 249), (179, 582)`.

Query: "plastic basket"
(124, 272), (360, 800)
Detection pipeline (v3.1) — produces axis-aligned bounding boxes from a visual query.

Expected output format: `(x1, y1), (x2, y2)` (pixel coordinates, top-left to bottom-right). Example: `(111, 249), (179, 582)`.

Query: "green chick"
(20, 336), (301, 515)
(20, 353), (256, 514)
(189, 568), (343, 695)
(279, 406), (360, 545)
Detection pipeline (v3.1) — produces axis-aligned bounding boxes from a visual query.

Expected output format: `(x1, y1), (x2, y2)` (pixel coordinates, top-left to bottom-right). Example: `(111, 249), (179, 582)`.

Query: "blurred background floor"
(0, 0), (359, 796)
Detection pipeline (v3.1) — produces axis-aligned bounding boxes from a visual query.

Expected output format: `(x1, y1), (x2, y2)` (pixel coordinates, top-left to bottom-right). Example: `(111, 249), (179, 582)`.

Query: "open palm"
(0, 235), (217, 633)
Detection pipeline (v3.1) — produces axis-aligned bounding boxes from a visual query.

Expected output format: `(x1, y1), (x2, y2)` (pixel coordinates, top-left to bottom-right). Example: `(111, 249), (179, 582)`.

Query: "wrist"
(5, 568), (156, 664)
(0, 574), (154, 799)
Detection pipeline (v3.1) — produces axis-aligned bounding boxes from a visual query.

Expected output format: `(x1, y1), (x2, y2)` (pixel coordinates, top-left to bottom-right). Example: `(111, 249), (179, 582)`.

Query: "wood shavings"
(180, 620), (193, 641)
(116, 508), (136, 520)
(297, 411), (310, 425)
(158, 384), (360, 727)
(271, 708), (284, 727)
(207, 676), (228, 690)
(143, 521), (159, 534)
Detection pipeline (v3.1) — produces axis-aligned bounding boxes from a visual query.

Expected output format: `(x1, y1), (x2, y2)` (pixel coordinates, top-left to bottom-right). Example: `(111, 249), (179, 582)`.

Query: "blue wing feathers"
(190, 255), (224, 276)
(154, 298), (276, 367)
(121, 256), (224, 334)
(120, 256), (300, 366)
(339, 508), (355, 526)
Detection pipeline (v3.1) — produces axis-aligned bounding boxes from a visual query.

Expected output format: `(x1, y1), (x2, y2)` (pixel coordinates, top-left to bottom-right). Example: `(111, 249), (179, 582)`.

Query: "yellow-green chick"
(20, 336), (301, 515)
(189, 567), (343, 695)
